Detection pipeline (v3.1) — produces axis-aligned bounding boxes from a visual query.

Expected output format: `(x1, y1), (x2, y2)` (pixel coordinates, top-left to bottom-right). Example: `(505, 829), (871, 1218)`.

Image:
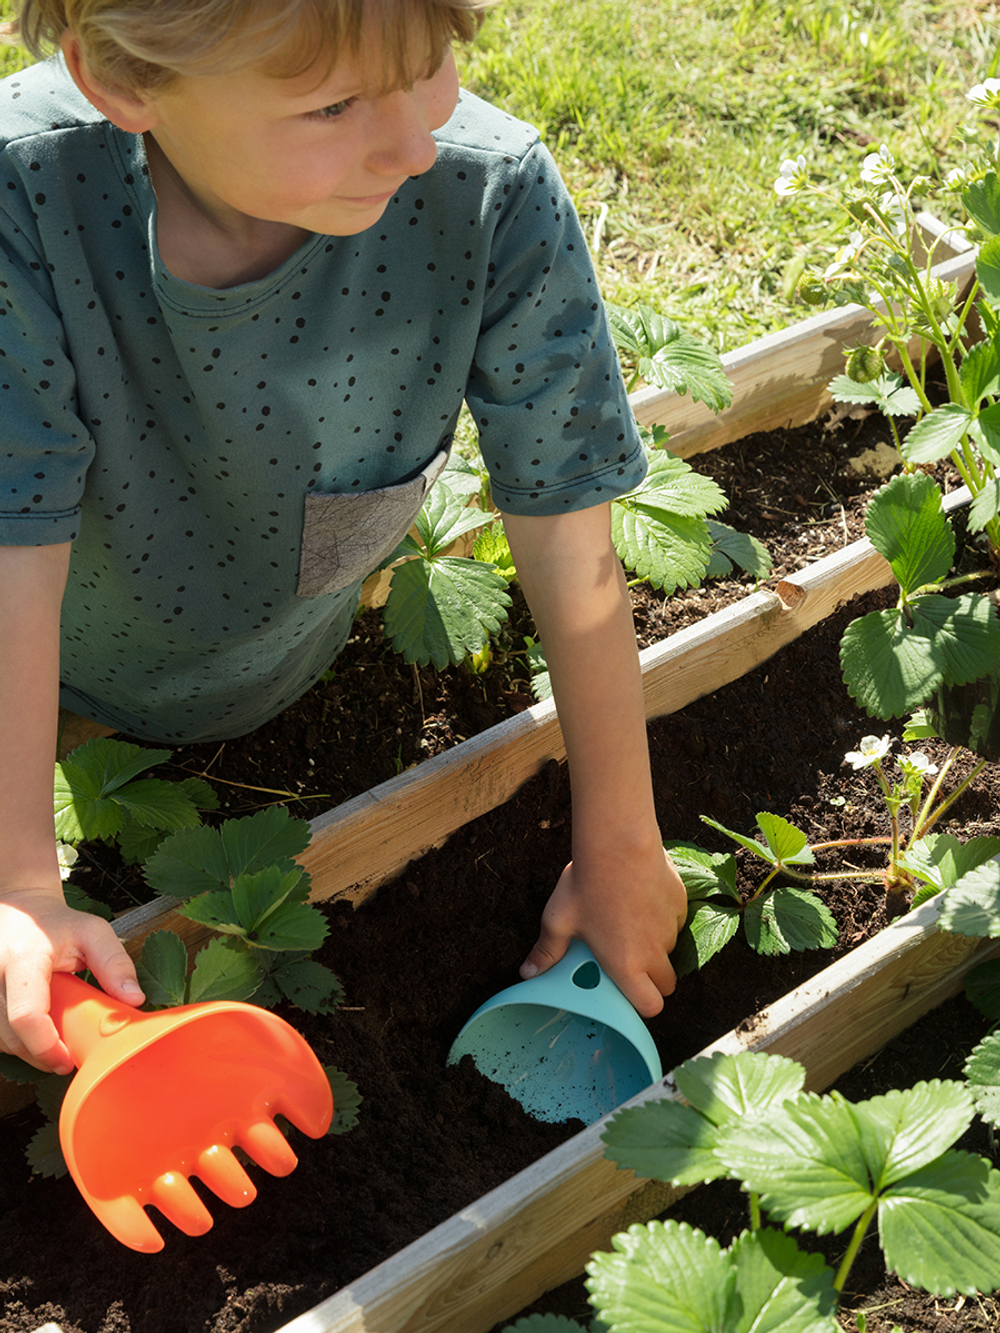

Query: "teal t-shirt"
(0, 57), (646, 742)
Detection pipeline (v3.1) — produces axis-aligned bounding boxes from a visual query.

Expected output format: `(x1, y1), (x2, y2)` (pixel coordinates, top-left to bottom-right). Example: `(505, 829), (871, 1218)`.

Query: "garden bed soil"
(2, 398), (999, 1333)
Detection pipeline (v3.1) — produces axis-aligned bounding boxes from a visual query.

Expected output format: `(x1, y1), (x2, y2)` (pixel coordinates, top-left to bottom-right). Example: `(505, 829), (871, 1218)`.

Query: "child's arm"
(501, 503), (687, 1018)
(0, 543), (143, 1073)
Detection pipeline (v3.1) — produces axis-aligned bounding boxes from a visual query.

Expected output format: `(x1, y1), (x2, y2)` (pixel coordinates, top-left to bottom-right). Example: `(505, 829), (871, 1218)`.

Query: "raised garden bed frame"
(20, 215), (995, 1333)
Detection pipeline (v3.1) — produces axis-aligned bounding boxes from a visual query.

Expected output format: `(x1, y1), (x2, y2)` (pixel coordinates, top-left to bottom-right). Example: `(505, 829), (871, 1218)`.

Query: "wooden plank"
(632, 217), (975, 458)
(274, 896), (999, 1333)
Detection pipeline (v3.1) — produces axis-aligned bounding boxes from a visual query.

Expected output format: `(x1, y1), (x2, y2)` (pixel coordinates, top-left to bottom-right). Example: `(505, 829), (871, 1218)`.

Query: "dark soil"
(2, 397), (999, 1333)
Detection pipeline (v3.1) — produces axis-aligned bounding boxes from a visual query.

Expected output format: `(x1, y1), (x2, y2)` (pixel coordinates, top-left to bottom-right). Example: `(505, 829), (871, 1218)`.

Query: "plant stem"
(914, 755), (989, 838)
(835, 1201), (879, 1293)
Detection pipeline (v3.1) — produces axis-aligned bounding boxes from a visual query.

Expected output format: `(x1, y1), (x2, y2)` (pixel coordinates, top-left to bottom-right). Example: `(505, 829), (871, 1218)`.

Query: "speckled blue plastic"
(447, 939), (662, 1125)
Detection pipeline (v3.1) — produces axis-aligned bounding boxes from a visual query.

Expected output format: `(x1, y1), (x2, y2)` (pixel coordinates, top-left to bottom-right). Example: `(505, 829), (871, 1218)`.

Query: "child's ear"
(59, 31), (160, 133)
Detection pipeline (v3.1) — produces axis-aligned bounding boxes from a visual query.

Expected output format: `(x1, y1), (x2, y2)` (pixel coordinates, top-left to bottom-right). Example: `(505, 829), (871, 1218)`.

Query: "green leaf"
(977, 234), (1000, 307)
(665, 843), (740, 903)
(902, 708), (939, 742)
(964, 958), (1000, 1021)
(728, 1228), (838, 1332)
(896, 834), (1000, 896)
(603, 1098), (728, 1186)
(744, 886), (838, 956)
(188, 936), (263, 1002)
(230, 869), (328, 952)
(585, 1221), (838, 1333)
(144, 825), (234, 897)
(136, 929), (190, 1007)
(963, 172), (1000, 238)
(756, 812), (815, 866)
(0, 1052), (43, 1085)
(902, 404), (974, 466)
(116, 818), (168, 867)
(179, 889), (246, 936)
(964, 1031), (1000, 1128)
(27, 1118), (67, 1179)
(144, 808), (312, 898)
(586, 1219), (734, 1331)
(473, 520), (517, 582)
(414, 480), (492, 556)
(840, 594), (1000, 720)
(699, 814), (779, 864)
(249, 899), (329, 952)
(53, 771), (125, 844)
(114, 777), (204, 831)
(231, 864), (299, 929)
(960, 341), (1000, 407)
(607, 303), (733, 411)
(828, 371), (921, 417)
(862, 1082), (976, 1184)
(704, 520), (772, 580)
(59, 738), (173, 796)
(269, 956), (344, 1014)
(973, 402), (1000, 466)
(938, 857), (1000, 937)
(524, 635), (552, 702)
(383, 554), (510, 668)
(35, 1070), (73, 1122)
(54, 739), (180, 843)
(177, 776), (220, 812)
(968, 478), (1000, 534)
(879, 1151), (1000, 1296)
(611, 503), (711, 593)
(673, 900), (741, 974)
(219, 806), (312, 878)
(673, 1050), (806, 1124)
(719, 1082), (974, 1236)
(327, 1066), (363, 1134)
(624, 451), (727, 519)
(863, 472), (954, 593)
(701, 812), (813, 867)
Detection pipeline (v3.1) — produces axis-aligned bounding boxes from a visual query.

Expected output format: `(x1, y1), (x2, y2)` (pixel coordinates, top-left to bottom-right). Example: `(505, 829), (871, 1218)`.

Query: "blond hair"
(10, 0), (490, 92)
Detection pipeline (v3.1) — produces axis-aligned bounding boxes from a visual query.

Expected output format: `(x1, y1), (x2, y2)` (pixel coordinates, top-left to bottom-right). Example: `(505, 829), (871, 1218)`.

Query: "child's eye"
(309, 98), (354, 121)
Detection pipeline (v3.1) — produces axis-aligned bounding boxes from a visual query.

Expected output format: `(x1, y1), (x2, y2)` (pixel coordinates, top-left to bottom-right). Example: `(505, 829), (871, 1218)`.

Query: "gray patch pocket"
(296, 446), (450, 597)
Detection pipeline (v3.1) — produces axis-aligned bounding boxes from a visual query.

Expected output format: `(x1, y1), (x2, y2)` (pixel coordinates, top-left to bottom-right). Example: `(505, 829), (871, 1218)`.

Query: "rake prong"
(195, 1142), (257, 1209)
(239, 1118), (299, 1177)
(90, 1193), (167, 1254)
(150, 1170), (214, 1237)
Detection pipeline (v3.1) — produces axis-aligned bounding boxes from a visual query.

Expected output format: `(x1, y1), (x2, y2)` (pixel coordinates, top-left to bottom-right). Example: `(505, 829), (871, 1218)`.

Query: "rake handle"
(49, 972), (140, 1068)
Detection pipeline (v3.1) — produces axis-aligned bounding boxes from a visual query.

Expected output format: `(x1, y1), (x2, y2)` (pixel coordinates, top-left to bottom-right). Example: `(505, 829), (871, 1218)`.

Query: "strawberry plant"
(503, 1047), (1000, 1332)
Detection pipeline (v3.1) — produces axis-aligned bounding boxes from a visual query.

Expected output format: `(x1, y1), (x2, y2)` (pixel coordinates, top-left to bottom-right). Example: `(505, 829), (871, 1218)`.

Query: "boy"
(0, 0), (685, 1076)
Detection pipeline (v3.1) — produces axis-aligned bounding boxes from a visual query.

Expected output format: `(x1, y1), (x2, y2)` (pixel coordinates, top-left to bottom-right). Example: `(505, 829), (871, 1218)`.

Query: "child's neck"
(144, 135), (311, 289)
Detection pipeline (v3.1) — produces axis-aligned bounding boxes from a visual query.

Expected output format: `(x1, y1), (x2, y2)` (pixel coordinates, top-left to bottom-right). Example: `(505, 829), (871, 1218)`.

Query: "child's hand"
(519, 843), (687, 1018)
(0, 887), (145, 1074)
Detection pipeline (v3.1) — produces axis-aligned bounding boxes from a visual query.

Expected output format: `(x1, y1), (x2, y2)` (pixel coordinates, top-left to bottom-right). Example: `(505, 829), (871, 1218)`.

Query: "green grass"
(4, 0), (998, 350)
(458, 0), (1000, 348)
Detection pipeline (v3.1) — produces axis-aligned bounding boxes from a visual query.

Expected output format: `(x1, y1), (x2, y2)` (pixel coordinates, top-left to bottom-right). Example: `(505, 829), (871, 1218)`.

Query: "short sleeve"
(0, 197), (91, 545)
(465, 141), (646, 515)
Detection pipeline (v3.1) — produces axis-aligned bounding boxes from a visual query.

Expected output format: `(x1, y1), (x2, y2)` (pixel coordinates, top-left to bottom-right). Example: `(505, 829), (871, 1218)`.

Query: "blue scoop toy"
(447, 939), (662, 1125)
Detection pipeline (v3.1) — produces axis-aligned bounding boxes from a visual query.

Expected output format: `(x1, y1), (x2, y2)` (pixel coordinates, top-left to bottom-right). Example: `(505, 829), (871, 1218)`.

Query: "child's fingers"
(3, 966), (74, 1074)
(75, 918), (145, 1006)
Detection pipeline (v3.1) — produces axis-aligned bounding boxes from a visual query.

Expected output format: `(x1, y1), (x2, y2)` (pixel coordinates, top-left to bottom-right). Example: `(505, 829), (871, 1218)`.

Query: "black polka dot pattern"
(0, 59), (645, 743)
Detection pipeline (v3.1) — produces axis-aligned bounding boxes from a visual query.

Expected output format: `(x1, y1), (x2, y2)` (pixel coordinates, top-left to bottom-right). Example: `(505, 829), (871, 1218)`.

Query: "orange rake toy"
(49, 971), (333, 1253)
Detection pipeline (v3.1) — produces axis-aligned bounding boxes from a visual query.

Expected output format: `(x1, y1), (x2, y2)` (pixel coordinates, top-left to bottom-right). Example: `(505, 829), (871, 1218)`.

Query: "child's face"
(134, 30), (460, 237)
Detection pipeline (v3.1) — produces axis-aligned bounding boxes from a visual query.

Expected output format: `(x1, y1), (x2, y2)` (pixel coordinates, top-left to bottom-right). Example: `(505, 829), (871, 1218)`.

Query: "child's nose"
(370, 91), (439, 178)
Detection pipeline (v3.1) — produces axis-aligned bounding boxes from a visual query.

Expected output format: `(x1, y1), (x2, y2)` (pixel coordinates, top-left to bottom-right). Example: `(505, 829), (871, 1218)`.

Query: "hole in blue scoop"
(572, 960), (600, 990)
